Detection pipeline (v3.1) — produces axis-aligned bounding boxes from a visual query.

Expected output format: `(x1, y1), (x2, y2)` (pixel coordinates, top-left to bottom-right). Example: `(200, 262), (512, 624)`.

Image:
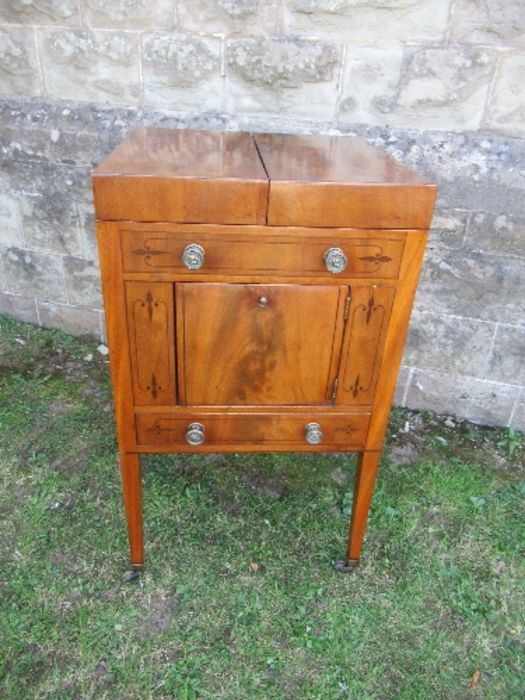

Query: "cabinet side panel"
(366, 231), (429, 449)
(125, 281), (176, 406)
(96, 221), (137, 451)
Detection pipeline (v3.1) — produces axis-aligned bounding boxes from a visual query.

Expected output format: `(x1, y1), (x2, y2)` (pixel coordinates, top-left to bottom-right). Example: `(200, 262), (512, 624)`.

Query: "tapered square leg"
(336, 450), (381, 571)
(119, 452), (144, 569)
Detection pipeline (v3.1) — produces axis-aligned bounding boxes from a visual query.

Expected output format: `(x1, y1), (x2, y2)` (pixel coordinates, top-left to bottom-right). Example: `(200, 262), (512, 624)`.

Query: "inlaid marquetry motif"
(338, 286), (395, 406)
(125, 281), (176, 406)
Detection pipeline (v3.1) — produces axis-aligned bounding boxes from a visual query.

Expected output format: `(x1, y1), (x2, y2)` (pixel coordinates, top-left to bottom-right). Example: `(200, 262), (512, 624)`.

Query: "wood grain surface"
(176, 282), (347, 406)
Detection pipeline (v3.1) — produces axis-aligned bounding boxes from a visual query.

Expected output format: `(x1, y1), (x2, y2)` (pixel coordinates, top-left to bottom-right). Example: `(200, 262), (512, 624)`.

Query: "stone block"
(225, 36), (340, 119)
(63, 256), (102, 308)
(450, 0), (525, 47)
(485, 53), (525, 137)
(488, 326), (525, 385)
(429, 209), (469, 249)
(142, 33), (222, 111)
(284, 0), (449, 42)
(406, 369), (519, 427)
(39, 29), (140, 104)
(510, 392), (525, 431)
(404, 311), (496, 378)
(2, 247), (67, 302)
(0, 0), (78, 25)
(393, 365), (411, 406)
(0, 291), (38, 324)
(466, 212), (525, 258)
(338, 45), (404, 125)
(81, 0), (175, 30)
(178, 0), (278, 34)
(0, 192), (24, 247)
(38, 300), (101, 338)
(21, 192), (82, 257)
(0, 26), (41, 97)
(383, 46), (496, 130)
(417, 248), (525, 328)
(0, 97), (140, 145)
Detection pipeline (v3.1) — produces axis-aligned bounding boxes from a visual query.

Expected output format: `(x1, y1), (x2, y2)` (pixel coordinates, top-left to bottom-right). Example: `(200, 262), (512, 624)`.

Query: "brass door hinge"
(331, 377), (339, 401)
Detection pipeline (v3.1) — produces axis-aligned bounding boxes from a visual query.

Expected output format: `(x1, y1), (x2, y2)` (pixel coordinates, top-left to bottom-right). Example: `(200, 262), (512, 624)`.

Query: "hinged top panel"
(254, 132), (436, 230)
(93, 127), (268, 225)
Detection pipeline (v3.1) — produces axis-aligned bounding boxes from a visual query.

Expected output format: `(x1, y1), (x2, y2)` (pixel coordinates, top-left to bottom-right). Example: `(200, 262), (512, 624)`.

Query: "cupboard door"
(337, 286), (395, 406)
(125, 281), (176, 405)
(176, 283), (347, 406)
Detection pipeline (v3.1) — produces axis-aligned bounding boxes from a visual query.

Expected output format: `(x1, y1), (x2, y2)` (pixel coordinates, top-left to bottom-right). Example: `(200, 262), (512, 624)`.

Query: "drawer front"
(135, 412), (370, 451)
(121, 229), (405, 279)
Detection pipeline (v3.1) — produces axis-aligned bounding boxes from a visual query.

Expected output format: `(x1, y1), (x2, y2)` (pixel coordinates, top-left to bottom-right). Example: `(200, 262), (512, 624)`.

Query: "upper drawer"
(120, 227), (406, 279)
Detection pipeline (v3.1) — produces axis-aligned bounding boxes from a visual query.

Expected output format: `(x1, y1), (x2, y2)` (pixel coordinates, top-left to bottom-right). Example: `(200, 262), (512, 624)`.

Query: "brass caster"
(333, 559), (359, 573)
(122, 564), (144, 582)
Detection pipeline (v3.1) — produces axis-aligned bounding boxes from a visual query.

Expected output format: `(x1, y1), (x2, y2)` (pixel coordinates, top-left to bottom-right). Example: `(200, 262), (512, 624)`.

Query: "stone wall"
(0, 0), (524, 429)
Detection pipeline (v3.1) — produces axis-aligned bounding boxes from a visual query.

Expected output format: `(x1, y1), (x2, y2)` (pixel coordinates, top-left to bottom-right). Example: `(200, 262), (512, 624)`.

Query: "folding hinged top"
(93, 127), (436, 229)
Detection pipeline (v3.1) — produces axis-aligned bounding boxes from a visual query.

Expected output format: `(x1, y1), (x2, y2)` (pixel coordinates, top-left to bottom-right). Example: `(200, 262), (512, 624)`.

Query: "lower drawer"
(135, 411), (370, 452)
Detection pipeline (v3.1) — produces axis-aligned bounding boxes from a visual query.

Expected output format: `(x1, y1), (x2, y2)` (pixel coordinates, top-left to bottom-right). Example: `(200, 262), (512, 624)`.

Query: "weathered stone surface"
(21, 193), (82, 256)
(226, 37), (339, 118)
(404, 311), (496, 378)
(82, 0), (175, 29)
(429, 209), (469, 249)
(488, 326), (525, 385)
(510, 392), (525, 431)
(406, 369), (519, 426)
(417, 248), (525, 328)
(485, 53), (525, 137)
(0, 291), (38, 324)
(0, 26), (41, 97)
(0, 193), (23, 247)
(2, 247), (66, 301)
(0, 0), (78, 25)
(0, 125), (50, 161)
(380, 46), (496, 130)
(39, 29), (140, 103)
(0, 251), (6, 291)
(450, 0), (525, 47)
(393, 365), (411, 406)
(178, 0), (278, 33)
(466, 212), (525, 258)
(284, 0), (449, 42)
(63, 256), (102, 308)
(0, 97), (140, 145)
(38, 300), (101, 338)
(142, 34), (222, 111)
(373, 129), (525, 217)
(339, 45), (404, 125)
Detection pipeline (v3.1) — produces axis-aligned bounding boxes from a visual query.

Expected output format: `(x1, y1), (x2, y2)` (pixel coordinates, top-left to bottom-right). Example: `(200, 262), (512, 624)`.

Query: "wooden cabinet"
(93, 128), (436, 572)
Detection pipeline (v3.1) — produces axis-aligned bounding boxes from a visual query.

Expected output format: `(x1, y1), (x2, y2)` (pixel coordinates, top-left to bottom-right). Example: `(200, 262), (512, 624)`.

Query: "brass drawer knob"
(186, 422), (205, 446)
(182, 243), (205, 270)
(304, 422), (324, 445)
(324, 247), (347, 274)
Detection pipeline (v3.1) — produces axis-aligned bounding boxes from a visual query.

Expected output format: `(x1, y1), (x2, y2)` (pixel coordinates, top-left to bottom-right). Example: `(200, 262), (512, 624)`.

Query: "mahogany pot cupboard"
(92, 128), (436, 573)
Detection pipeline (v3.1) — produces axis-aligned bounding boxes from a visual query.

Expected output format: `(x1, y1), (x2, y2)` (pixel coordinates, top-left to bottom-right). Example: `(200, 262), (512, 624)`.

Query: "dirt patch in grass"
(138, 592), (180, 639)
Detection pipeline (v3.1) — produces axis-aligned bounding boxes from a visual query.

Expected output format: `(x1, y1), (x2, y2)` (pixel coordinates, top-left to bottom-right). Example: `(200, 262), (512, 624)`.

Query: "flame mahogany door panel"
(176, 282), (348, 406)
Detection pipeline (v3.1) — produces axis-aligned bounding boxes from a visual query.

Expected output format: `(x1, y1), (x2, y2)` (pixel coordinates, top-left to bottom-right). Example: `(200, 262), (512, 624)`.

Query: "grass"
(0, 313), (523, 699)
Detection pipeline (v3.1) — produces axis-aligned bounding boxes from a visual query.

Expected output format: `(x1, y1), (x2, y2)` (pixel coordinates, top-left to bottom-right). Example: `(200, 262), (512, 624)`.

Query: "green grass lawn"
(0, 314), (523, 699)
